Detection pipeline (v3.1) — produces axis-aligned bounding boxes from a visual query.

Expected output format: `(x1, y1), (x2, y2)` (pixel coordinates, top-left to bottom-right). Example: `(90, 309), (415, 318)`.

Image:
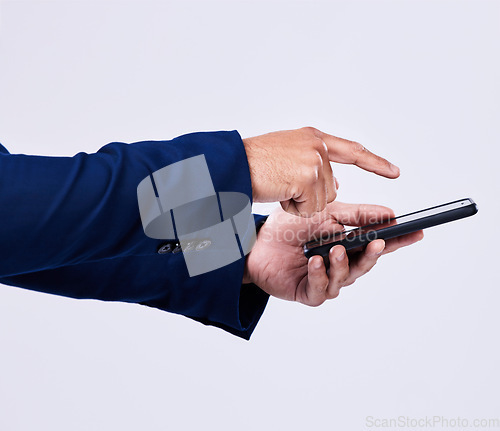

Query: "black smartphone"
(303, 198), (478, 264)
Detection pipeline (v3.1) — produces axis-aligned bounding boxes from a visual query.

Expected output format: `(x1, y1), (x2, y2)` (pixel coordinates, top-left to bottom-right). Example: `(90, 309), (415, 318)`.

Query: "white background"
(0, 1), (498, 430)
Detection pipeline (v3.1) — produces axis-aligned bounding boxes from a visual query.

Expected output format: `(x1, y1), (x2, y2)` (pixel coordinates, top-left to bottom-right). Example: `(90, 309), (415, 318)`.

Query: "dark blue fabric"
(0, 132), (269, 340)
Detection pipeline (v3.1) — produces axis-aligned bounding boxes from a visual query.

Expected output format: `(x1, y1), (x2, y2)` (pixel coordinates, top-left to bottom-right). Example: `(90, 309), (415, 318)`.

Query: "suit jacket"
(0, 131), (269, 340)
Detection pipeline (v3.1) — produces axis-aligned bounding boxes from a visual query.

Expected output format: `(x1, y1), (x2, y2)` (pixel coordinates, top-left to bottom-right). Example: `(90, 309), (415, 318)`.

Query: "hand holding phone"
(244, 201), (426, 306)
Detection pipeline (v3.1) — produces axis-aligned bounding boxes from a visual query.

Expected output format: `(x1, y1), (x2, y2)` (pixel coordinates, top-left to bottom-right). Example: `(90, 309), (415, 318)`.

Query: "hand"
(242, 127), (400, 217)
(243, 202), (423, 306)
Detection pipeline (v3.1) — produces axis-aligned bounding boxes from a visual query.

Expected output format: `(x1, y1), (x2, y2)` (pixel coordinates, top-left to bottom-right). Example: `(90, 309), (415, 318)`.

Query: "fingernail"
(368, 241), (385, 256)
(336, 251), (345, 262)
(314, 258), (322, 269)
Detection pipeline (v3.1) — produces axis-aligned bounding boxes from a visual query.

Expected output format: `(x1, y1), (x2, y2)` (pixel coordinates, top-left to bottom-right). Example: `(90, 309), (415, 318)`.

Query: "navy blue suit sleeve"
(0, 133), (270, 339)
(0, 131), (249, 276)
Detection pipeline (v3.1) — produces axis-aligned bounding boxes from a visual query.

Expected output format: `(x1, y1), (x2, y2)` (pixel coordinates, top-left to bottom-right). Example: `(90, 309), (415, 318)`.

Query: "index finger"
(326, 202), (395, 226)
(316, 130), (400, 179)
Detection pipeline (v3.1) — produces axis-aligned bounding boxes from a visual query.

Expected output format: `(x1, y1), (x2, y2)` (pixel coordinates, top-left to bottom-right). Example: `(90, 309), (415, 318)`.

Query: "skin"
(243, 202), (424, 306)
(243, 127), (400, 217)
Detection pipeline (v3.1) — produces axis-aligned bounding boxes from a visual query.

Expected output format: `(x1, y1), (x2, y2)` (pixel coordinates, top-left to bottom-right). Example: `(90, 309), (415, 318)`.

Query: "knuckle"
(303, 148), (323, 169)
(309, 297), (325, 307)
(351, 141), (366, 156)
(312, 151), (324, 169)
(310, 136), (325, 150)
(327, 289), (340, 299)
(301, 164), (320, 184)
(301, 126), (319, 136)
(328, 187), (337, 202)
(340, 273), (350, 285)
(320, 141), (329, 158)
(319, 280), (329, 293)
(334, 277), (348, 290)
(313, 139), (329, 160)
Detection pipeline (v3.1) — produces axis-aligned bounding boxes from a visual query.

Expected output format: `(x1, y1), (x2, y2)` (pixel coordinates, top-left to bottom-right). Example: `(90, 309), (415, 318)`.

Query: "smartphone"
(303, 198), (478, 263)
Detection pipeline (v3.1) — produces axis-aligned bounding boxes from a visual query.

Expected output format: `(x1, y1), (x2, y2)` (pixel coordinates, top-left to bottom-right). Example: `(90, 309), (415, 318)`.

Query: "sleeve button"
(172, 244), (183, 254)
(157, 243), (175, 254)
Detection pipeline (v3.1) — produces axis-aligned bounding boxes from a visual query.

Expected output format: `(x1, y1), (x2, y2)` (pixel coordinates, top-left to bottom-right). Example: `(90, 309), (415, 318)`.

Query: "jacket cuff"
(183, 213), (270, 340)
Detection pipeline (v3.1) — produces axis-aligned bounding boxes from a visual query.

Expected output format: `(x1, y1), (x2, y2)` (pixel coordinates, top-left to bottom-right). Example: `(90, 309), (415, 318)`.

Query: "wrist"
(242, 215), (268, 285)
(241, 137), (260, 202)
